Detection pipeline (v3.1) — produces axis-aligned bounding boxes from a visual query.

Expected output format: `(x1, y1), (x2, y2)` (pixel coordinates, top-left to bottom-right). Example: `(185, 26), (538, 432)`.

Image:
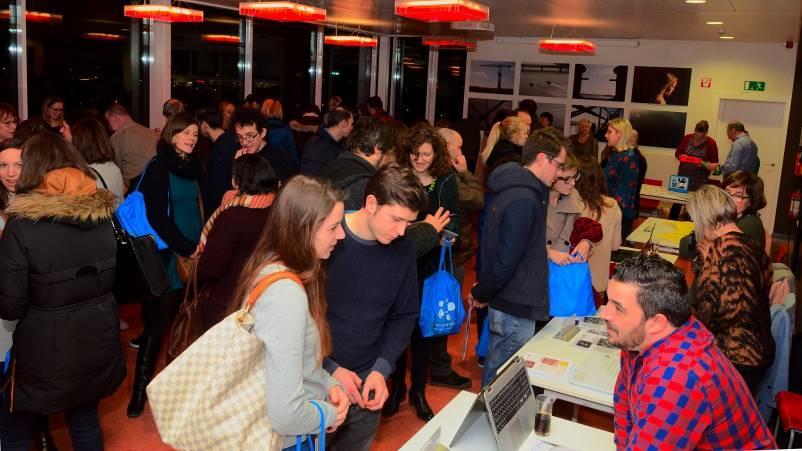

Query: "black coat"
(0, 189), (125, 414)
(300, 128), (344, 176)
(485, 139), (523, 180)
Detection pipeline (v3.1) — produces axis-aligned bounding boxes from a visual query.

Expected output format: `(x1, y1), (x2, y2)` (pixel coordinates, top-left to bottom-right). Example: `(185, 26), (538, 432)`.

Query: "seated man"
(601, 254), (776, 450)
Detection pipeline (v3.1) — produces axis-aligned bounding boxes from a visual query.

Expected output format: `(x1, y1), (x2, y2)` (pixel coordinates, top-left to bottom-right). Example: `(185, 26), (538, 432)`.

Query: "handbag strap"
(438, 240), (455, 274)
(89, 167), (108, 190)
(239, 270), (303, 318)
(133, 158), (154, 193)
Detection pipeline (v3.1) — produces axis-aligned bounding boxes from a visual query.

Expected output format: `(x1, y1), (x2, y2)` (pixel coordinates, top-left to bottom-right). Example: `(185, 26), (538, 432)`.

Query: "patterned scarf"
(199, 189), (275, 251)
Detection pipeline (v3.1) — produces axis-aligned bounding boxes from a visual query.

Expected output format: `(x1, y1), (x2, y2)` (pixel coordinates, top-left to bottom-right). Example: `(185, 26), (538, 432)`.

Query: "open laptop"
(449, 356), (536, 451)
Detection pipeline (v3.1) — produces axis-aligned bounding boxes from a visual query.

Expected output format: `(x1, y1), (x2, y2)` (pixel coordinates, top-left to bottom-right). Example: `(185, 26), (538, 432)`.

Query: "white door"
(716, 99), (786, 236)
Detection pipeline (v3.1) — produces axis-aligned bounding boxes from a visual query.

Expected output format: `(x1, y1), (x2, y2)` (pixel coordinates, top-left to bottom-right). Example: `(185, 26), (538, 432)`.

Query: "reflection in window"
(0, 0), (16, 108)
(171, 5), (243, 112)
(435, 49), (467, 125)
(393, 38), (428, 125)
(322, 32), (372, 111)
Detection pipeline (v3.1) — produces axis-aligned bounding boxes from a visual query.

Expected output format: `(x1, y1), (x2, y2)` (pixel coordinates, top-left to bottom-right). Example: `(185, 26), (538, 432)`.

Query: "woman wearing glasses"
(0, 104), (17, 141)
(602, 118), (641, 240)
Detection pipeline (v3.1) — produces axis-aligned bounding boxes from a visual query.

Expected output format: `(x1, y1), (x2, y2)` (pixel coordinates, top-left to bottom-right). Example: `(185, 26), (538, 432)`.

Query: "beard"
(607, 321), (646, 351)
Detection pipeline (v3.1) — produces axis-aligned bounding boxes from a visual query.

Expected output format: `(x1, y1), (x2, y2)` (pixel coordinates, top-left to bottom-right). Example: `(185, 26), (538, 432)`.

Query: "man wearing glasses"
(469, 128), (569, 385)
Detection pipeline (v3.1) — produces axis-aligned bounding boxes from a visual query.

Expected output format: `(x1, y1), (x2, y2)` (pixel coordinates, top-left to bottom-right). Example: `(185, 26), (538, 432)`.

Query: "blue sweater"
(323, 219), (419, 379)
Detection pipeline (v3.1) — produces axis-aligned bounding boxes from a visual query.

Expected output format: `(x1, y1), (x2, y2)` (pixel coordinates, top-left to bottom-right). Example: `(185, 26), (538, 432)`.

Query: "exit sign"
(744, 81), (766, 91)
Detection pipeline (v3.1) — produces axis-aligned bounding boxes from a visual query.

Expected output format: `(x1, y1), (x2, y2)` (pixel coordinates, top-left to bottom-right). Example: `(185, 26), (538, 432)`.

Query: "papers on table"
(525, 352), (575, 380)
(626, 218), (695, 249)
(615, 246), (678, 264)
(570, 352), (619, 395)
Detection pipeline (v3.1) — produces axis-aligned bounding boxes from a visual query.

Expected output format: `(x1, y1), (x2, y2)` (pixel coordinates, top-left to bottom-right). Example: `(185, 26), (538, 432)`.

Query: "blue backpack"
(116, 160), (169, 251)
(420, 241), (466, 337)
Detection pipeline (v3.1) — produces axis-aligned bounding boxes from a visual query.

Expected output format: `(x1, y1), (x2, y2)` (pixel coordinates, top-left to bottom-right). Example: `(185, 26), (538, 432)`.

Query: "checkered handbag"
(147, 270), (302, 451)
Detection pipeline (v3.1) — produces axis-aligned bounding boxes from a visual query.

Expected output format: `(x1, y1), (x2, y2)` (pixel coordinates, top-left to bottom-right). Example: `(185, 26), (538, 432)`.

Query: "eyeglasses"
(726, 191), (750, 202)
(556, 173), (581, 183)
(236, 132), (259, 144)
(0, 119), (16, 127)
(547, 155), (567, 170)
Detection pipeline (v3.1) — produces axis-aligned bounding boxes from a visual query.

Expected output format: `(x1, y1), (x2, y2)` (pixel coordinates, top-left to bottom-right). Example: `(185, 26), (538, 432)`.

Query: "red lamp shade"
(0, 10), (63, 23)
(395, 0), (489, 22)
(202, 34), (241, 44)
(239, 2), (325, 22)
(422, 37), (476, 50)
(123, 5), (203, 23)
(82, 32), (126, 42)
(539, 39), (596, 54)
(324, 36), (377, 47)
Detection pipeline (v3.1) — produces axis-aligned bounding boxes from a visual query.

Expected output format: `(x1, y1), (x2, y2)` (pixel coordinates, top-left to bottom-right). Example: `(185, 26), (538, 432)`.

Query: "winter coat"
(300, 128), (344, 176)
(263, 119), (300, 181)
(0, 180), (125, 414)
(454, 171), (484, 268)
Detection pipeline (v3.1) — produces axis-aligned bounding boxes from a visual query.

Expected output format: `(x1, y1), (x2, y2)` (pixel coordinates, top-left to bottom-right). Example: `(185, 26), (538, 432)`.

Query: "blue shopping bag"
(115, 160), (169, 251)
(548, 261), (596, 317)
(419, 242), (466, 338)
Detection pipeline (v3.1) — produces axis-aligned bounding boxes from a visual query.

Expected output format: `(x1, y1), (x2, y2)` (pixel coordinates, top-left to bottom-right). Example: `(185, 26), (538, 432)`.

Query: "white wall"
(464, 38), (797, 235)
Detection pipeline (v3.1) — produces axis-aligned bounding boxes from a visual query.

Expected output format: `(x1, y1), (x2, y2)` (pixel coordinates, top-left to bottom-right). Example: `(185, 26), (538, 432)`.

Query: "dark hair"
(522, 127), (568, 166)
(0, 103), (17, 121)
(232, 107), (266, 132)
(518, 99), (538, 118)
(328, 95), (342, 109)
(575, 157), (613, 221)
(232, 154), (278, 195)
(366, 96), (384, 111)
(365, 163), (427, 213)
(243, 93), (262, 106)
(723, 170), (767, 215)
(15, 118), (53, 142)
(302, 104), (322, 117)
(0, 138), (23, 210)
(162, 98), (185, 119)
(106, 103), (130, 117)
(16, 132), (94, 193)
(324, 109), (353, 128)
(346, 117), (391, 156)
(694, 120), (709, 133)
(540, 112), (554, 125)
(727, 121), (746, 132)
(41, 95), (64, 112)
(197, 107), (224, 130)
(159, 112), (199, 154)
(397, 123), (451, 178)
(613, 254), (690, 327)
(72, 119), (115, 164)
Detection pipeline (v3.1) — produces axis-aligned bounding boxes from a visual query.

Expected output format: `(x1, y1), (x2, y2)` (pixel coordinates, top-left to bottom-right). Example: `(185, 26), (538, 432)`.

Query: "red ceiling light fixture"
(202, 34), (241, 44)
(0, 10), (63, 23)
(239, 2), (326, 22)
(123, 4), (204, 23)
(539, 39), (596, 54)
(324, 36), (377, 47)
(422, 37), (476, 50)
(82, 32), (126, 42)
(395, 0), (489, 22)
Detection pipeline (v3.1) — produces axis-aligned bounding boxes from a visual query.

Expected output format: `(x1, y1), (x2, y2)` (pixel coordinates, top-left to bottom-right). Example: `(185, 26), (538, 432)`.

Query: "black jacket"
(300, 128), (344, 176)
(0, 189), (125, 414)
(485, 139), (523, 180)
(472, 162), (551, 320)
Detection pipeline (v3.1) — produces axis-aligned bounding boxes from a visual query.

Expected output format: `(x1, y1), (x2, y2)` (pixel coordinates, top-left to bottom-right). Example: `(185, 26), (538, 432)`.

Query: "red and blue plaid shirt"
(614, 316), (776, 450)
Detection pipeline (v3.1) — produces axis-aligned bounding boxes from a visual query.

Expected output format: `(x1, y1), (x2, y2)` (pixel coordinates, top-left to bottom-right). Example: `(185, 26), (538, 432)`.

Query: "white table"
(504, 317), (616, 415)
(639, 184), (690, 204)
(400, 391), (615, 451)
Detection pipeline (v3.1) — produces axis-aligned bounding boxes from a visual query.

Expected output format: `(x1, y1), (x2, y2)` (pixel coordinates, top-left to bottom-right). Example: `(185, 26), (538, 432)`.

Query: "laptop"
(449, 356), (536, 451)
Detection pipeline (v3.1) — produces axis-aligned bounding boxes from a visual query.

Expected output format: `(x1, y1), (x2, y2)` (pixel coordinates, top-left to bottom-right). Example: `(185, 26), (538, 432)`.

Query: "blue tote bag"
(115, 160), (169, 251)
(548, 261), (596, 317)
(419, 242), (466, 338)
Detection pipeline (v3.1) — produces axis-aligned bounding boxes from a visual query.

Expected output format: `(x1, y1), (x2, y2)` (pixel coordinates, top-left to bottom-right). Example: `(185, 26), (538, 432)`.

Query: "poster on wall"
(632, 66), (692, 106)
(518, 63), (570, 98)
(572, 64), (628, 102)
(536, 103), (566, 130)
(468, 60), (515, 95)
(629, 110), (687, 148)
(467, 98), (513, 132)
(569, 105), (624, 142)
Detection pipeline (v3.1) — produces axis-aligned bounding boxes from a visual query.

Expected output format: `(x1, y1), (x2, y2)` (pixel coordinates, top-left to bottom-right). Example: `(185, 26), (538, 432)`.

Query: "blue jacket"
(721, 133), (758, 177)
(756, 304), (791, 421)
(472, 162), (550, 320)
(300, 128), (343, 176)
(263, 119), (299, 181)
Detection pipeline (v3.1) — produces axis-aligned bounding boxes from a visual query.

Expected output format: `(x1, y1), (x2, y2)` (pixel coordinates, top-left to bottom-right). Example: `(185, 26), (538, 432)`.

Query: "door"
(716, 99), (786, 236)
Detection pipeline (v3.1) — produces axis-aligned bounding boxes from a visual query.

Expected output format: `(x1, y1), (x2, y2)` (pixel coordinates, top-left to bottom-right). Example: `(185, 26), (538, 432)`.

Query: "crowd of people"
(0, 91), (779, 451)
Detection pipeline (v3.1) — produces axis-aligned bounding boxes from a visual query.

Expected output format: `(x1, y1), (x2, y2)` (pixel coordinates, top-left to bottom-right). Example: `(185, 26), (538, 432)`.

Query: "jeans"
(327, 405), (381, 451)
(0, 401), (103, 451)
(481, 307), (537, 386)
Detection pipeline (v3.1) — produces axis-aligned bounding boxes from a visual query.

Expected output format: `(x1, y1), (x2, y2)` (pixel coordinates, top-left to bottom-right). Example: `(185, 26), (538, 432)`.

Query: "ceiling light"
(82, 32), (125, 41)
(0, 10), (63, 23)
(539, 39), (596, 54)
(685, 0), (706, 3)
(239, 2), (326, 22)
(706, 21), (723, 25)
(124, 5), (203, 23)
(324, 36), (377, 47)
(202, 34), (241, 44)
(719, 35), (735, 40)
(395, 0), (489, 23)
(422, 37), (476, 50)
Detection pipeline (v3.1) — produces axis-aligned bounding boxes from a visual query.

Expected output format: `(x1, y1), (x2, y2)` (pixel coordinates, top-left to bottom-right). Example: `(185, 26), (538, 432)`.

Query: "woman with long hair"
(475, 115), (529, 186)
(231, 175), (349, 449)
(0, 132), (124, 449)
(127, 113), (203, 418)
(602, 118), (641, 240)
(72, 118), (125, 201)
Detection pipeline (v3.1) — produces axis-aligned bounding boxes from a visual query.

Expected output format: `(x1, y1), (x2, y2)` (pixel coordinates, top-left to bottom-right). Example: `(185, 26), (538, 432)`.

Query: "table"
(626, 217), (695, 250)
(639, 184), (689, 204)
(400, 391), (615, 451)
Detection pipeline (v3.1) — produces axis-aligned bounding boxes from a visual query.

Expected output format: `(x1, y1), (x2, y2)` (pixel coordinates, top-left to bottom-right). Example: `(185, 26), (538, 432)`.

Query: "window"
(171, 4), (243, 112)
(0, 0), (17, 108)
(434, 49), (467, 125)
(322, 29), (373, 111)
(392, 38), (429, 125)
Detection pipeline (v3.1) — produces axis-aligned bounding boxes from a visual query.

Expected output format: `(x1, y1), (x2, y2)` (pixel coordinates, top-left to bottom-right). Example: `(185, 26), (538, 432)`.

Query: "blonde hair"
(480, 116), (528, 163)
(260, 98), (283, 121)
(608, 118), (633, 151)
(686, 185), (738, 242)
(629, 129), (639, 148)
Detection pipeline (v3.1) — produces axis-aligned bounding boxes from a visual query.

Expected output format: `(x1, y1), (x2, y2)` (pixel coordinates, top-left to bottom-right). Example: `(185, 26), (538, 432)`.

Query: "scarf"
(198, 189), (275, 251)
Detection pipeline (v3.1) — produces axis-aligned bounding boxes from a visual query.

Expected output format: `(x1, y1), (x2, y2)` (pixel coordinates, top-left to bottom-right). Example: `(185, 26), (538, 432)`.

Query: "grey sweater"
(251, 264), (339, 448)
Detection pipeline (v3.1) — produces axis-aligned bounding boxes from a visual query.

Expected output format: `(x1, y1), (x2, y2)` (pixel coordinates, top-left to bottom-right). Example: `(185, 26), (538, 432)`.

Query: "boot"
(127, 334), (161, 418)
(410, 390), (434, 421)
(381, 378), (406, 417)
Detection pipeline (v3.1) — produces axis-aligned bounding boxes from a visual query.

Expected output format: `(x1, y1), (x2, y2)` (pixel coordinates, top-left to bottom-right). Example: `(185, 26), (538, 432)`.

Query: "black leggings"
(141, 288), (183, 339)
(393, 324), (432, 394)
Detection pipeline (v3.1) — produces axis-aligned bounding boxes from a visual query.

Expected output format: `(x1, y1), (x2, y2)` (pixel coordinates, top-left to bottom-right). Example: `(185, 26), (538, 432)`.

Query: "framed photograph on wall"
(632, 66), (692, 106)
(572, 64), (628, 102)
(468, 60), (515, 95)
(629, 109), (687, 148)
(570, 105), (624, 142)
(467, 98), (513, 132)
(518, 63), (570, 98)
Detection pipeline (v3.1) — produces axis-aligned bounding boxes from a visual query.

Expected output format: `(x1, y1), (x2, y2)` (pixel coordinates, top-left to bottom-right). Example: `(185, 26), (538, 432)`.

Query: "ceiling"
(200, 0), (801, 42)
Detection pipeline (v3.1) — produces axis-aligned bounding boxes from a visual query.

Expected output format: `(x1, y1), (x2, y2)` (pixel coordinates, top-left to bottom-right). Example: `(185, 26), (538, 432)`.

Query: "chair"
(639, 178), (662, 217)
(775, 391), (802, 448)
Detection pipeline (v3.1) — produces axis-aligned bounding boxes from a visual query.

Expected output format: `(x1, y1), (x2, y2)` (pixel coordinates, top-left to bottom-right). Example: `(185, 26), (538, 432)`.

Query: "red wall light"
(324, 36), (377, 47)
(239, 2), (326, 22)
(124, 5), (203, 23)
(422, 37), (476, 50)
(202, 34), (241, 44)
(0, 10), (63, 23)
(539, 39), (596, 54)
(395, 0), (489, 22)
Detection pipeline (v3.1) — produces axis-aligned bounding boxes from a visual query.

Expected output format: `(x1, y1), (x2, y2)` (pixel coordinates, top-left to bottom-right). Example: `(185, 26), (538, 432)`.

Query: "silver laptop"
(449, 356), (536, 451)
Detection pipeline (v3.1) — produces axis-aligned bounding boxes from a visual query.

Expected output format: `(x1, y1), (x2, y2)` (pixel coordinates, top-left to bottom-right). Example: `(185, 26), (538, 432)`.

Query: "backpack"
(419, 241), (466, 337)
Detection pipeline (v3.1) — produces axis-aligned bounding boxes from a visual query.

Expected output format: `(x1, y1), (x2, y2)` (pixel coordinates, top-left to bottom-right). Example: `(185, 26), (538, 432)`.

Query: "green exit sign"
(744, 81), (766, 91)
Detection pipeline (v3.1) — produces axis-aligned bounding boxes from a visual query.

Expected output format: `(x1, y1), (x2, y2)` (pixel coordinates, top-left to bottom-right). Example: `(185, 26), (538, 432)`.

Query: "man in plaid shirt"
(599, 255), (776, 450)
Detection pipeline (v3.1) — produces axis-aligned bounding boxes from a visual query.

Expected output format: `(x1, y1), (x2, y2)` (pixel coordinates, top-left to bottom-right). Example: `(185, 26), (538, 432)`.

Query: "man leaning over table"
(600, 254), (775, 450)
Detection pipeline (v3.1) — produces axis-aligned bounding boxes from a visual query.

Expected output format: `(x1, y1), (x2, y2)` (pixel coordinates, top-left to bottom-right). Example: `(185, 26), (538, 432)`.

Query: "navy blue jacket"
(263, 119), (299, 181)
(300, 128), (343, 176)
(472, 162), (550, 320)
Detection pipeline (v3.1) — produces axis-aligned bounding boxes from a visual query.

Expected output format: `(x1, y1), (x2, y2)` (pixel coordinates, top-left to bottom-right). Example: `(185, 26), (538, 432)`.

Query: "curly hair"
(398, 123), (451, 178)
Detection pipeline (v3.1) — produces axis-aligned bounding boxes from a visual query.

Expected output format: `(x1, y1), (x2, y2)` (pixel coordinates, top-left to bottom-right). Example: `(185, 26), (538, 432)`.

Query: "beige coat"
(546, 189), (585, 252)
(581, 195), (622, 292)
